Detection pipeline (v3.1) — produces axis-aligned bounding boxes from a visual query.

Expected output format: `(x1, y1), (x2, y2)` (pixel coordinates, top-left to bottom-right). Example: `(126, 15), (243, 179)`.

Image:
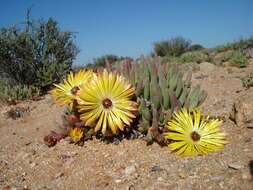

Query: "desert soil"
(0, 63), (253, 190)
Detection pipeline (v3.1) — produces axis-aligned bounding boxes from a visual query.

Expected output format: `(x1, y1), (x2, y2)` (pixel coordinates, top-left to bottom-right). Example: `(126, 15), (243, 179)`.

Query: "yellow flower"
(164, 108), (227, 157)
(69, 127), (83, 143)
(78, 70), (137, 135)
(50, 70), (93, 108)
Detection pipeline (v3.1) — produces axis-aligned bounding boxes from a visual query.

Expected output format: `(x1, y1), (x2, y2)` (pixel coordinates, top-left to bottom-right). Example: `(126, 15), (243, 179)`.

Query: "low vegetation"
(180, 50), (209, 63)
(229, 51), (248, 68)
(1, 14), (252, 158)
(154, 36), (192, 57)
(47, 60), (226, 157)
(213, 37), (253, 53)
(0, 14), (78, 103)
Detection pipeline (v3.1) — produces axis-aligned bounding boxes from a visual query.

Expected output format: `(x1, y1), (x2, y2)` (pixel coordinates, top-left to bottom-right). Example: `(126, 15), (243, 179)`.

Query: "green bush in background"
(85, 54), (133, 69)
(188, 44), (204, 51)
(1, 84), (40, 101)
(180, 51), (209, 63)
(229, 51), (247, 68)
(154, 36), (191, 57)
(0, 14), (79, 96)
(214, 37), (253, 53)
(86, 54), (120, 69)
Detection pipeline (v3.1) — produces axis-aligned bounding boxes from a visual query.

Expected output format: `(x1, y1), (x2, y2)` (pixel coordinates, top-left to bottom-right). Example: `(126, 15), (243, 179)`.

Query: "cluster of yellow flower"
(50, 69), (137, 140)
(50, 69), (227, 157)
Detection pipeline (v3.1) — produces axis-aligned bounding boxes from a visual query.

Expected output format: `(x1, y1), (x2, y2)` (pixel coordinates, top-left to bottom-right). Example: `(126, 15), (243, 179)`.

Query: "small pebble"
(128, 185), (135, 190)
(219, 181), (224, 188)
(241, 172), (250, 180)
(115, 179), (122, 183)
(124, 165), (136, 177)
(228, 162), (244, 170)
(30, 162), (37, 168)
(178, 171), (187, 179)
(24, 142), (31, 146)
(150, 165), (163, 172)
(55, 172), (64, 179)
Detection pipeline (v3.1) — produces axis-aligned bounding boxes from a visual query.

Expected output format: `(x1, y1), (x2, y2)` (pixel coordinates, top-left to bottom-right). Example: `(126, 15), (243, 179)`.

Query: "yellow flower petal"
(50, 70), (93, 108)
(165, 108), (227, 157)
(78, 69), (137, 135)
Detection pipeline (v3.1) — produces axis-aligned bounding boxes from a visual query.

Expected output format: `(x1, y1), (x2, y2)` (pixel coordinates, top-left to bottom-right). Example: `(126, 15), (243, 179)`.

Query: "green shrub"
(0, 79), (7, 93)
(0, 16), (79, 94)
(223, 50), (235, 62)
(154, 36), (191, 57)
(211, 50), (247, 67)
(214, 37), (253, 53)
(1, 84), (41, 102)
(180, 51), (209, 63)
(92, 54), (119, 68)
(86, 55), (133, 69)
(161, 55), (181, 64)
(229, 51), (247, 68)
(189, 44), (205, 51)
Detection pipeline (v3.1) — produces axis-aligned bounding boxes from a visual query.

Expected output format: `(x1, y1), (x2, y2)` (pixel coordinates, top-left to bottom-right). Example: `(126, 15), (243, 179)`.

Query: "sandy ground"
(0, 63), (253, 190)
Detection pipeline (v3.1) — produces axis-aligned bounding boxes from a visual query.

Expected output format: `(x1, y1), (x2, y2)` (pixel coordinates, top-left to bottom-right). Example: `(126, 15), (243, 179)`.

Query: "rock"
(178, 171), (187, 179)
(194, 74), (209, 80)
(29, 162), (37, 168)
(128, 185), (136, 190)
(150, 165), (163, 172)
(230, 88), (253, 128)
(248, 58), (253, 65)
(54, 172), (64, 179)
(213, 50), (234, 65)
(5, 106), (30, 120)
(180, 62), (200, 73)
(114, 179), (122, 183)
(21, 172), (26, 176)
(228, 162), (244, 170)
(213, 52), (226, 65)
(211, 176), (224, 181)
(198, 62), (217, 75)
(124, 165), (136, 177)
(243, 45), (253, 59)
(219, 181), (225, 189)
(241, 171), (251, 180)
(222, 61), (231, 67)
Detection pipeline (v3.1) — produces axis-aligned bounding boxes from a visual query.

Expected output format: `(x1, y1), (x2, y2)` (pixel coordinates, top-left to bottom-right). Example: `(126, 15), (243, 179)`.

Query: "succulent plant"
(113, 56), (207, 145)
(1, 84), (41, 104)
(44, 131), (66, 147)
(48, 69), (138, 146)
(61, 102), (95, 142)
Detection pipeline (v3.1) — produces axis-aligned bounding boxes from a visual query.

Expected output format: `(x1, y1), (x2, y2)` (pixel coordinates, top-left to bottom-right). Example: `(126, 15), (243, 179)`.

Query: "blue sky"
(0, 0), (253, 65)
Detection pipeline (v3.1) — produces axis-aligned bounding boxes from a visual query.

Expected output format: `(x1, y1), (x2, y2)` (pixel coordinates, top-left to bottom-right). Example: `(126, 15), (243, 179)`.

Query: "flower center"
(102, 98), (113, 109)
(191, 131), (201, 141)
(71, 86), (80, 95)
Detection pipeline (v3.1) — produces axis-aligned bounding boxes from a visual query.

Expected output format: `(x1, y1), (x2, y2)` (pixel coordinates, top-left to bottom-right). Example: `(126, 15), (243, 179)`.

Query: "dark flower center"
(71, 86), (80, 95)
(191, 131), (201, 141)
(102, 98), (112, 109)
